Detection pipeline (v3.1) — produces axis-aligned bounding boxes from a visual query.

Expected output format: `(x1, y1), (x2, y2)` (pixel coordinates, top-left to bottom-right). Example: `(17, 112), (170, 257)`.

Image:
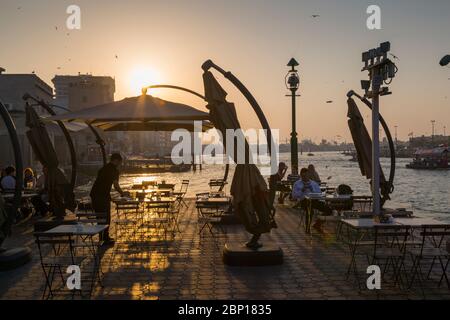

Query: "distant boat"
(406, 146), (449, 170)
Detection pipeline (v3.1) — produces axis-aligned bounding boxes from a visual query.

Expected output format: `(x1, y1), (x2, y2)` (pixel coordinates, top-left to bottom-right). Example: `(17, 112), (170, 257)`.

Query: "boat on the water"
(406, 146), (449, 170)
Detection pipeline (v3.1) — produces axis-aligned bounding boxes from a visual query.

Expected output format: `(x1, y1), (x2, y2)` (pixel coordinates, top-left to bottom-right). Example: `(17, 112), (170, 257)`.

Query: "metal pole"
(291, 89), (299, 175)
(371, 74), (382, 215)
(431, 120), (435, 142)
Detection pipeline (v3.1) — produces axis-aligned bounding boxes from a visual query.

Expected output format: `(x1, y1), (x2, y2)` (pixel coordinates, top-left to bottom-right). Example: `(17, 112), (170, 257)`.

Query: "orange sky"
(1, 0), (449, 142)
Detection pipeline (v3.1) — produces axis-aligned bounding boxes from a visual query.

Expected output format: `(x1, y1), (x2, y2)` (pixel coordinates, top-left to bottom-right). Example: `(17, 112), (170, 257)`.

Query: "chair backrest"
(209, 179), (227, 192)
(179, 180), (190, 193)
(419, 225), (450, 252)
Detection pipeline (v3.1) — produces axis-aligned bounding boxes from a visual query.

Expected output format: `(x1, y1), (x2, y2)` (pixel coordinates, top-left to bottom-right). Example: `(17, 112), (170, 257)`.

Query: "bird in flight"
(115, 54), (119, 59)
(311, 14), (320, 18)
(389, 53), (400, 60)
(326, 100), (333, 104)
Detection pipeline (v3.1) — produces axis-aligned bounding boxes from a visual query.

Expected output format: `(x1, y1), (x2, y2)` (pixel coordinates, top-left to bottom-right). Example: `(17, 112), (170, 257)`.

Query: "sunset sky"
(1, 0), (449, 142)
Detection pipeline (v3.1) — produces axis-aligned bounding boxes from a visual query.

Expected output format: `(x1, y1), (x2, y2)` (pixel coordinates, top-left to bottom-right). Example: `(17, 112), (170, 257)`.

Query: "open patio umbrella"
(25, 106), (76, 219)
(48, 95), (210, 124)
(347, 97), (391, 204)
(203, 71), (275, 247)
(95, 119), (213, 132)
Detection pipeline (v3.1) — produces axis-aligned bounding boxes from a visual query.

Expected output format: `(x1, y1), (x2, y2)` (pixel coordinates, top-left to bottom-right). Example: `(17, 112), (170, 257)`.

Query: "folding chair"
(407, 225), (450, 295)
(34, 232), (86, 299)
(208, 179), (227, 192)
(370, 225), (411, 288)
(196, 202), (227, 237)
(144, 202), (174, 241)
(114, 201), (140, 243)
(173, 180), (190, 208)
(352, 196), (373, 212)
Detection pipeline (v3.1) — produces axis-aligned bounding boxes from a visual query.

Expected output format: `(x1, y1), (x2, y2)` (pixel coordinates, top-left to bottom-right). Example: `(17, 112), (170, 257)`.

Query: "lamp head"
(287, 72), (300, 90)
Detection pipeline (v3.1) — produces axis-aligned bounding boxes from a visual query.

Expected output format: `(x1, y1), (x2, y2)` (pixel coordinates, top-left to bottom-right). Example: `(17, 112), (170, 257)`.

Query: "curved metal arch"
(46, 102), (107, 166)
(0, 99), (23, 218)
(347, 90), (396, 204)
(142, 85), (206, 101)
(141, 84), (230, 185)
(201, 60), (277, 194)
(23, 94), (77, 189)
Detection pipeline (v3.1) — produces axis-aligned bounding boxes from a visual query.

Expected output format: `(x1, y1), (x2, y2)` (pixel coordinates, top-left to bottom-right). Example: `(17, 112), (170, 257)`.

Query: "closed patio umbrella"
(347, 97), (389, 202)
(25, 106), (75, 219)
(203, 71), (275, 248)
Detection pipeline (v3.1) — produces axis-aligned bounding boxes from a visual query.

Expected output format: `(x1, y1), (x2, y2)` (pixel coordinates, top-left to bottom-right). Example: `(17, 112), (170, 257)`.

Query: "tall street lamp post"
(286, 58), (300, 175)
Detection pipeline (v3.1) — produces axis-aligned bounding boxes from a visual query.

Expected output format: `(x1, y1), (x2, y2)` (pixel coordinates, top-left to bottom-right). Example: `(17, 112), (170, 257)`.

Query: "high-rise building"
(52, 74), (115, 110)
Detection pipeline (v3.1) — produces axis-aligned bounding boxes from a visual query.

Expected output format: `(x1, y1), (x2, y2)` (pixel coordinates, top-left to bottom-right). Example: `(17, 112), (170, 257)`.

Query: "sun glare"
(129, 67), (160, 96)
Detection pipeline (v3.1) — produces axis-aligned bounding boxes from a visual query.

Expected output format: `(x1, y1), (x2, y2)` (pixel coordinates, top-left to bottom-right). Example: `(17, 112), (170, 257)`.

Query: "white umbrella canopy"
(47, 94), (211, 125)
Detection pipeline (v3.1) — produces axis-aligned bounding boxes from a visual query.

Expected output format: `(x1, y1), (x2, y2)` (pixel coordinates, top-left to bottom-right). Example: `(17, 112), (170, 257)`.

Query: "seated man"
(0, 166), (16, 191)
(269, 162), (290, 205)
(292, 168), (332, 233)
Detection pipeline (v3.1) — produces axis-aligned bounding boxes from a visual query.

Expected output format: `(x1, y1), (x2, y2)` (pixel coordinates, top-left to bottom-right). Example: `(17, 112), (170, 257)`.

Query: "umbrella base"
(222, 243), (283, 266)
(0, 247), (32, 271)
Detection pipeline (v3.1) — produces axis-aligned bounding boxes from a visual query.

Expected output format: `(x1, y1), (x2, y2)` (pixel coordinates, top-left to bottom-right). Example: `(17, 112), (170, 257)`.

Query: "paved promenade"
(1, 200), (449, 300)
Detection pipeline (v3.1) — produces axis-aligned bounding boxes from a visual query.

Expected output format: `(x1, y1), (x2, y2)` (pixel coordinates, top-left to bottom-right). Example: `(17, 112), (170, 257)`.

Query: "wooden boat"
(406, 146), (449, 170)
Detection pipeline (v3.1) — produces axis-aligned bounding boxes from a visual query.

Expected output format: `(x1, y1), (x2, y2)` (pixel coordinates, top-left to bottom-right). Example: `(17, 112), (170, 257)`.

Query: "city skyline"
(1, 0), (449, 142)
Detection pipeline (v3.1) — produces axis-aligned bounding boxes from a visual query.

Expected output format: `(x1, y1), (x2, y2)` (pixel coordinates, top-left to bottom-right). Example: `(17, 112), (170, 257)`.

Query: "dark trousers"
(300, 199), (332, 216)
(91, 196), (111, 240)
(31, 195), (49, 216)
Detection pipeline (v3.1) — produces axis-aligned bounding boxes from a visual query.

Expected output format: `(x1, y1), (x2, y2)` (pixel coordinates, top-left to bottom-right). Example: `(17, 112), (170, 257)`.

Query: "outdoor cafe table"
(302, 194), (352, 234)
(1, 192), (39, 200)
(44, 223), (108, 296)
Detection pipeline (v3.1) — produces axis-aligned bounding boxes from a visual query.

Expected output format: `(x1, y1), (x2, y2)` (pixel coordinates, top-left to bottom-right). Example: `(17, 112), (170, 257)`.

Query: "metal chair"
(34, 232), (86, 299)
(173, 180), (190, 208)
(407, 225), (450, 294)
(370, 225), (411, 288)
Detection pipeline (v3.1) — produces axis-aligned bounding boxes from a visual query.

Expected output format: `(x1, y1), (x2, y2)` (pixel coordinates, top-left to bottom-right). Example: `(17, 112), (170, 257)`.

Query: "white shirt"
(292, 179), (321, 201)
(1, 175), (16, 190)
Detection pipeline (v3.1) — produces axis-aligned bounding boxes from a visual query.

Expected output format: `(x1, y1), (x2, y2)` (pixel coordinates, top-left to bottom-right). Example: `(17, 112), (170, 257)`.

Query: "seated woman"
(23, 168), (36, 189)
(306, 164), (321, 184)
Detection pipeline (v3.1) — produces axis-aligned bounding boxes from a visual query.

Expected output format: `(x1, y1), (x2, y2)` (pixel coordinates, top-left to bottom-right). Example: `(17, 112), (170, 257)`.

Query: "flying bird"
(115, 54), (119, 59)
(55, 26), (58, 31)
(311, 14), (320, 18)
(326, 100), (333, 104)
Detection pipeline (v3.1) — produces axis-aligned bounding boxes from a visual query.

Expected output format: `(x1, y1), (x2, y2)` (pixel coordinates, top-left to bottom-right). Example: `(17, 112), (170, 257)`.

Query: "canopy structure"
(202, 61), (279, 251)
(346, 92), (395, 206)
(48, 95), (211, 124)
(25, 106), (76, 219)
(96, 120), (213, 132)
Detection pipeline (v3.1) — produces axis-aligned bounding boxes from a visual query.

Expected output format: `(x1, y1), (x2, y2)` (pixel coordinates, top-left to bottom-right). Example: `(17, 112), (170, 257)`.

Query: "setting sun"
(129, 66), (160, 95)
